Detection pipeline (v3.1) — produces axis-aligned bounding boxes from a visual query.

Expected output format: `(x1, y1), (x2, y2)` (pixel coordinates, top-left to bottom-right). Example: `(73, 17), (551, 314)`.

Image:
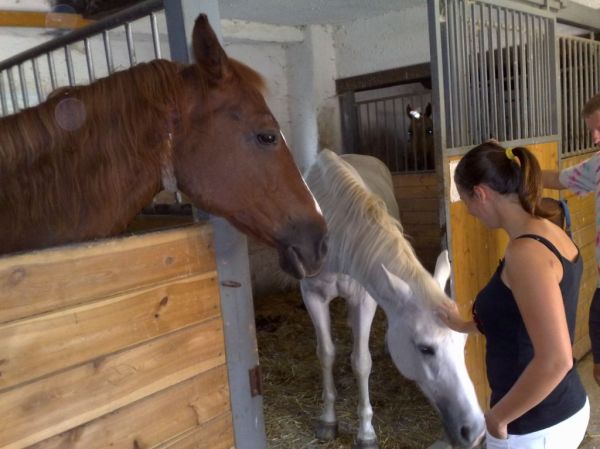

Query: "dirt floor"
(255, 289), (445, 449)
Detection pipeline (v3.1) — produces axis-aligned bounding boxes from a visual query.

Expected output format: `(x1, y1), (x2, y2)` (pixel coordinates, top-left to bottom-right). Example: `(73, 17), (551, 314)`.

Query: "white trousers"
(485, 397), (590, 449)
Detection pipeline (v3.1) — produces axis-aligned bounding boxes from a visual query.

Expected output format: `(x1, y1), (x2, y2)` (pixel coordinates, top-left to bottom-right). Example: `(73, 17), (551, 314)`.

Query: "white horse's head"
(380, 252), (484, 448)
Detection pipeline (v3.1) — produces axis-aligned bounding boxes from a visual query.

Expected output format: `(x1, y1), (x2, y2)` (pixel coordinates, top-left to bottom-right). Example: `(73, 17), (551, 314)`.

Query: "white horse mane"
(306, 149), (448, 307)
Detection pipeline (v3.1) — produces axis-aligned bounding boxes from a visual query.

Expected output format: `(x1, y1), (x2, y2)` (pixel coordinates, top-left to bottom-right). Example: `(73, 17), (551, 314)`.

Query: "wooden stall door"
(0, 224), (235, 449)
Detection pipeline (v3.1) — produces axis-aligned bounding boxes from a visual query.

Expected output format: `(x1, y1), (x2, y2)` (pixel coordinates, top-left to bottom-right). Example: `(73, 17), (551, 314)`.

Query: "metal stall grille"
(0, 0), (167, 117)
(559, 35), (600, 156)
(354, 87), (434, 173)
(441, 0), (557, 151)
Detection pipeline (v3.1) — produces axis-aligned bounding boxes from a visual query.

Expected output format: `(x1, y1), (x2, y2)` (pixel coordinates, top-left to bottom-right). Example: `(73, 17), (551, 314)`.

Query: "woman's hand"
(435, 301), (476, 333)
(485, 410), (508, 440)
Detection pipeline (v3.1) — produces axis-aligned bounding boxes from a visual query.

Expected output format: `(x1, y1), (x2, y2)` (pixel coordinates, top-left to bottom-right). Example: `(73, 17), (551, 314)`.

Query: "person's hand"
(435, 301), (471, 333)
(593, 362), (600, 386)
(485, 410), (508, 440)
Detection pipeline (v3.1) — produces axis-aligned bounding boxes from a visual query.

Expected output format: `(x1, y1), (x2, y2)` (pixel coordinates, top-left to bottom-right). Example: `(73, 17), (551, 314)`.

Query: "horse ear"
(433, 250), (451, 290)
(425, 103), (432, 117)
(192, 14), (229, 80)
(381, 264), (413, 300)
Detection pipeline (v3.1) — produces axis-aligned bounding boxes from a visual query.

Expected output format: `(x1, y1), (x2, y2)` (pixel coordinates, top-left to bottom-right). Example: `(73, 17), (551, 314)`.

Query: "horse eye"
(418, 345), (435, 356)
(257, 133), (277, 145)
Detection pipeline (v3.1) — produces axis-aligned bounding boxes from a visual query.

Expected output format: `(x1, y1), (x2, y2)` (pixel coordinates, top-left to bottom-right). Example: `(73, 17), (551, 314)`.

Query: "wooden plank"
(0, 224), (215, 323)
(29, 366), (231, 449)
(0, 321), (226, 449)
(0, 274), (220, 390)
(396, 198), (439, 212)
(153, 413), (235, 449)
(0, 11), (93, 29)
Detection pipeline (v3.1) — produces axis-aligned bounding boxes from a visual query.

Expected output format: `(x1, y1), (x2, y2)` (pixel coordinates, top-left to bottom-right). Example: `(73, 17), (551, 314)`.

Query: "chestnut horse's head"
(173, 15), (327, 279)
(406, 103), (434, 171)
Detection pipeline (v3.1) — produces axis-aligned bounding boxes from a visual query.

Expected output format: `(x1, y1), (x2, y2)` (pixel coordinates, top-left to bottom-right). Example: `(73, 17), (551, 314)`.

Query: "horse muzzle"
(277, 221), (328, 279)
(437, 401), (485, 449)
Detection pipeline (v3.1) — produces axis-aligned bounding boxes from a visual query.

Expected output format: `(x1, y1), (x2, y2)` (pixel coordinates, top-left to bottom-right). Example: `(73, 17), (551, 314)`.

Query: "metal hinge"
(248, 365), (263, 397)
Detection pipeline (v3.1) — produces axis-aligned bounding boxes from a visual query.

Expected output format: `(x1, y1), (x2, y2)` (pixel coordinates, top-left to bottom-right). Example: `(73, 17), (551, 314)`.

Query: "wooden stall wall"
(393, 172), (441, 272)
(562, 153), (597, 360)
(0, 224), (234, 449)
(448, 142), (559, 409)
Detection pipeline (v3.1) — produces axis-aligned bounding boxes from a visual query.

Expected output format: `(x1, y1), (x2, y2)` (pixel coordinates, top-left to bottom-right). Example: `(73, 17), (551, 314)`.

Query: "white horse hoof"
(315, 420), (338, 441)
(352, 438), (379, 449)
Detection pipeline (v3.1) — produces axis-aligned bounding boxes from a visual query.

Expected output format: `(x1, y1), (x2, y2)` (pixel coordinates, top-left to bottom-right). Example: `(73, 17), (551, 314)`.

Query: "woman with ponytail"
(438, 141), (589, 448)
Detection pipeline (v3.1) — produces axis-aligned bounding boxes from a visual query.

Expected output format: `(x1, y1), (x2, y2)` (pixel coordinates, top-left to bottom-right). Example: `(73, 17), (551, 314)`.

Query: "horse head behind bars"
(0, 14), (327, 279)
(406, 103), (434, 171)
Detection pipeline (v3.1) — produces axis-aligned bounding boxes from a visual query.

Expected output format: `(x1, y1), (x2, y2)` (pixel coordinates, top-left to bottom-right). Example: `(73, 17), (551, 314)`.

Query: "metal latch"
(248, 365), (263, 397)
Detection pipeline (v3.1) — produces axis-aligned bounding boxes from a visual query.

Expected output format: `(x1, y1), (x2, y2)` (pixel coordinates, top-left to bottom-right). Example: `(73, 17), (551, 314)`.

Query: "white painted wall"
(333, 8), (430, 79)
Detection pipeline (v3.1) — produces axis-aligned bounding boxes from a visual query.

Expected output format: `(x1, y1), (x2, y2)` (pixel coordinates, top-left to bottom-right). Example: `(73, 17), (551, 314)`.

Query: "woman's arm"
(486, 238), (573, 438)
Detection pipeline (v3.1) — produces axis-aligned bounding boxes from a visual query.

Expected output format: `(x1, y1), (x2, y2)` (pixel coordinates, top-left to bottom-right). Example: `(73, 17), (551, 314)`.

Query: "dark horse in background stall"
(0, 14), (327, 279)
(406, 103), (434, 171)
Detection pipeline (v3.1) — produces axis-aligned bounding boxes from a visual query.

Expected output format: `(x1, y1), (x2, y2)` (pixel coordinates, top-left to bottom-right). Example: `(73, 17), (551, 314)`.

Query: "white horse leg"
(301, 280), (338, 440)
(347, 290), (379, 449)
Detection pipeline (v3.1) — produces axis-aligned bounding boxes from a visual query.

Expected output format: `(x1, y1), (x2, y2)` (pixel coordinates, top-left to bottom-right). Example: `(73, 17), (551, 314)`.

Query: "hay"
(255, 289), (444, 449)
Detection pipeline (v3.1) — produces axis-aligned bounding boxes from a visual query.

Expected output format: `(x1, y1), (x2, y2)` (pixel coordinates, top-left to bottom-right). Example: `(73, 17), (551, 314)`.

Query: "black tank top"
(472, 234), (587, 434)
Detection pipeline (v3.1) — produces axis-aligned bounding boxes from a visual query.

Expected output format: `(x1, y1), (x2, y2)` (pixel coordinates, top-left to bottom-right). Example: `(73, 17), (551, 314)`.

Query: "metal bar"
(64, 45), (75, 86)
(7, 67), (20, 112)
(512, 10), (521, 139)
(32, 57), (43, 103)
(0, 72), (8, 115)
(505, 7), (514, 141)
(392, 98), (399, 172)
(125, 22), (137, 66)
(585, 40), (591, 149)
(150, 12), (162, 59)
(471, 1), (483, 143)
(568, 38), (574, 152)
(401, 97), (408, 170)
(0, 0), (163, 72)
(461, 0), (473, 145)
(496, 5), (506, 142)
(448, 0), (459, 147)
(479, 3), (490, 140)
(574, 40), (580, 150)
(456, 0), (469, 146)
(102, 30), (115, 74)
(519, 12), (529, 138)
(47, 52), (57, 90)
(560, 37), (567, 154)
(84, 37), (95, 82)
(487, 3), (499, 140)
(464, 2), (476, 144)
(18, 63), (29, 108)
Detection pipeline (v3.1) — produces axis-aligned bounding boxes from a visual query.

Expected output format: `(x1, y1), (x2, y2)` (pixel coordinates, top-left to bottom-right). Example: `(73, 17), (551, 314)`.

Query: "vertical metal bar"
(504, 7), (513, 141)
(519, 12), (529, 139)
(32, 57), (43, 103)
(512, 10), (521, 139)
(7, 67), (19, 112)
(47, 52), (57, 90)
(103, 30), (115, 74)
(18, 64), (29, 108)
(150, 12), (162, 59)
(455, 0), (467, 145)
(584, 41), (590, 149)
(384, 100), (391, 168)
(64, 45), (75, 86)
(0, 71), (8, 116)
(528, 16), (537, 138)
(479, 3), (490, 140)
(447, 0), (459, 147)
(487, 4), (498, 140)
(84, 37), (95, 82)
(540, 18), (548, 136)
(561, 37), (567, 154)
(574, 40), (580, 151)
(470, 1), (483, 143)
(464, 3), (476, 144)
(125, 22), (137, 66)
(401, 97), (408, 170)
(569, 39), (574, 152)
(458, 0), (471, 145)
(392, 98), (399, 172)
(496, 6), (506, 142)
(356, 103), (364, 154)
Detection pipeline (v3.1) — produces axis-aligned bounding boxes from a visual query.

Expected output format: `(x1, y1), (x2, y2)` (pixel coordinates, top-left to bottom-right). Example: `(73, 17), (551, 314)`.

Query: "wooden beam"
(0, 11), (93, 29)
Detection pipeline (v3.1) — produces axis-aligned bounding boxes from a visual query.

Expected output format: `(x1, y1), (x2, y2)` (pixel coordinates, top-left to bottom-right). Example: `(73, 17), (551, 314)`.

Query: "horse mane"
(306, 149), (448, 307)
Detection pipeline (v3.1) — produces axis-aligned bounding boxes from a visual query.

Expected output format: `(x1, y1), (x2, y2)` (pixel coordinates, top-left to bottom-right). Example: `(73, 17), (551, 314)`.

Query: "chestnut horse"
(406, 103), (434, 171)
(0, 15), (327, 279)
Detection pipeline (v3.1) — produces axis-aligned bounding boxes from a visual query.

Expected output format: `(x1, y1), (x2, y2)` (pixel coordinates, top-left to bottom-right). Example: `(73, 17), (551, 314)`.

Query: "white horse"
(301, 150), (484, 449)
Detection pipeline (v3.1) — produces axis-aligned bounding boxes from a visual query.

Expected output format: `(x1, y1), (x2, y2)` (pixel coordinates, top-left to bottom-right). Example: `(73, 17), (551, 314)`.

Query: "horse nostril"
(460, 425), (472, 442)
(318, 235), (328, 258)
